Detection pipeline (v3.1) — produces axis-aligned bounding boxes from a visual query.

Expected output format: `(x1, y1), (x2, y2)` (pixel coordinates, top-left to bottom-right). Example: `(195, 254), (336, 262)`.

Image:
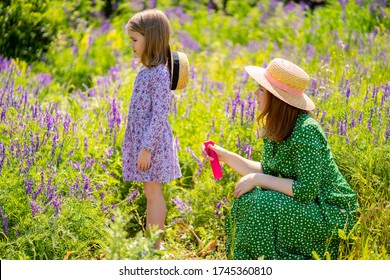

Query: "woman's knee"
(246, 190), (287, 212)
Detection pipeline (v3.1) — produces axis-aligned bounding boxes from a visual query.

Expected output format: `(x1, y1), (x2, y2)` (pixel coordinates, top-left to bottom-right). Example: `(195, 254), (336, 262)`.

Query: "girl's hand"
(234, 173), (258, 198)
(137, 149), (151, 171)
(201, 144), (229, 163)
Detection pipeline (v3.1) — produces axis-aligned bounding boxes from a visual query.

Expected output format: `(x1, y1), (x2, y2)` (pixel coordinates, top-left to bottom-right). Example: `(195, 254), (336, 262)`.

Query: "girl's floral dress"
(122, 64), (181, 184)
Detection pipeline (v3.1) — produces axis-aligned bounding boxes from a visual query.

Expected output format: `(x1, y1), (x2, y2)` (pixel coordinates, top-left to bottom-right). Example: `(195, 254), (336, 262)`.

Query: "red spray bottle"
(204, 140), (223, 179)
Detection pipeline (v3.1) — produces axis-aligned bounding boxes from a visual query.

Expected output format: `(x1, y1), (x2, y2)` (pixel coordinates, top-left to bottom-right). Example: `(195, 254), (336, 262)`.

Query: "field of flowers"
(0, 0), (389, 260)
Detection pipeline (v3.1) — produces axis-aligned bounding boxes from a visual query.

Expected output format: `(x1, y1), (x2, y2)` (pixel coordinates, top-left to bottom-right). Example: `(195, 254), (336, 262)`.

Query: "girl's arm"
(202, 144), (263, 176)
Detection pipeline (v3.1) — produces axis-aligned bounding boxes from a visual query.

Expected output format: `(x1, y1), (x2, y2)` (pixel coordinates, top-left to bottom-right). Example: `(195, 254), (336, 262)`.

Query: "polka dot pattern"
(226, 112), (359, 260)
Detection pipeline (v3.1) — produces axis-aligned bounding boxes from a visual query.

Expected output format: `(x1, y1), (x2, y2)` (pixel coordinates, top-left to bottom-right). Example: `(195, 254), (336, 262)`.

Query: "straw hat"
(245, 58), (315, 111)
(168, 49), (189, 90)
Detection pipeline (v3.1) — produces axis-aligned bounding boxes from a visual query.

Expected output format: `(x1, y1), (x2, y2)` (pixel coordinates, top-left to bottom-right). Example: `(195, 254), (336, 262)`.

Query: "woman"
(202, 58), (359, 260)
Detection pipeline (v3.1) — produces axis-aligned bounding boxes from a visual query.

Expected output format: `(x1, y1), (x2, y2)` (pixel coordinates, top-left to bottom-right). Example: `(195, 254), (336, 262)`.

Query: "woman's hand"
(201, 143), (229, 163)
(137, 148), (151, 171)
(234, 173), (258, 198)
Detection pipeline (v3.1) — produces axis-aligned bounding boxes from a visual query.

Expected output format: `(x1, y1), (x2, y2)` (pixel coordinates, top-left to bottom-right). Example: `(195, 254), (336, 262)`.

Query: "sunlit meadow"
(0, 0), (389, 260)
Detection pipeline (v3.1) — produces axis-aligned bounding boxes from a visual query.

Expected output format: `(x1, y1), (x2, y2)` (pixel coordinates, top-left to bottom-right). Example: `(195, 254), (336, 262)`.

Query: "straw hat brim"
(169, 51), (189, 90)
(245, 66), (315, 111)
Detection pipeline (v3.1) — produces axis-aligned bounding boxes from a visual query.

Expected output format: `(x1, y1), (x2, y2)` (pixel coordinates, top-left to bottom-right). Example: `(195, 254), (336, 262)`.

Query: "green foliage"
(0, 0), (57, 62)
(105, 208), (162, 260)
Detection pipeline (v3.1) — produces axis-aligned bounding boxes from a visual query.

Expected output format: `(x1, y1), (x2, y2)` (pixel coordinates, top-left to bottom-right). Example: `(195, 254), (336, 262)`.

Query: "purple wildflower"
(338, 120), (347, 136)
(109, 65), (121, 81)
(338, 0), (347, 8)
(231, 99), (237, 121)
(178, 31), (200, 52)
(127, 189), (139, 202)
(99, 161), (107, 171)
(2, 215), (8, 236)
(29, 200), (42, 217)
(25, 180), (33, 195)
(207, 1), (214, 11)
(240, 100), (245, 124)
(173, 197), (184, 211)
(1, 107), (6, 123)
(52, 196), (61, 215)
(71, 39), (78, 55)
(185, 147), (203, 177)
(214, 210), (221, 217)
(367, 119), (372, 132)
(106, 147), (114, 158)
(172, 197), (192, 214)
(33, 171), (45, 200)
(35, 73), (52, 88)
(306, 44), (315, 59)
(84, 137), (88, 151)
(83, 176), (90, 193)
(246, 145), (253, 159)
(175, 136), (181, 151)
(216, 202), (222, 209)
(45, 112), (54, 131)
(149, 0), (156, 8)
(108, 97), (121, 129)
(320, 111), (327, 125)
(73, 161), (81, 171)
(345, 87), (351, 99)
(63, 114), (71, 133)
(100, 20), (111, 33)
(357, 112), (363, 124)
(0, 205), (8, 236)
(0, 142), (5, 174)
(350, 118), (355, 128)
(222, 197), (229, 205)
(225, 101), (230, 116)
(165, 6), (191, 25)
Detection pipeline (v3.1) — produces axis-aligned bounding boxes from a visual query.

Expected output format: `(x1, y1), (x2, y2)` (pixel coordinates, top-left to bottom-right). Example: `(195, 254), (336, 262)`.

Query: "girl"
(122, 9), (181, 250)
(202, 58), (359, 259)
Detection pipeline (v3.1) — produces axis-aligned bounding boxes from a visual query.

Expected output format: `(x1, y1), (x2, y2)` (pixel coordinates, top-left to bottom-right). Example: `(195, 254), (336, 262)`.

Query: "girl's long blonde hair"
(126, 9), (171, 67)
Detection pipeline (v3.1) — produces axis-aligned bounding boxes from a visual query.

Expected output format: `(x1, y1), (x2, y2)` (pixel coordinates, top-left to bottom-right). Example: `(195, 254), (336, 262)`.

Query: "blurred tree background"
(2, 0), (388, 64)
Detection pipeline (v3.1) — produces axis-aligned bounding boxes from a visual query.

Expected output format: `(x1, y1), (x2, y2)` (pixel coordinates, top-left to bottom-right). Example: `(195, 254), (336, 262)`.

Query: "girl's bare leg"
(143, 181), (166, 249)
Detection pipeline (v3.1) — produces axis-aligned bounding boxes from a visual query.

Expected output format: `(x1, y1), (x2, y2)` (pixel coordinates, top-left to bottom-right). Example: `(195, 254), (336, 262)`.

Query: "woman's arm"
(202, 144), (263, 176)
(235, 123), (325, 200)
(234, 173), (293, 198)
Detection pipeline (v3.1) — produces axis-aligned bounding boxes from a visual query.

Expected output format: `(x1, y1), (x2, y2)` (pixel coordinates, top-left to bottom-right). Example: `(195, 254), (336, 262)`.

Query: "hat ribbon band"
(265, 71), (304, 96)
(171, 52), (179, 90)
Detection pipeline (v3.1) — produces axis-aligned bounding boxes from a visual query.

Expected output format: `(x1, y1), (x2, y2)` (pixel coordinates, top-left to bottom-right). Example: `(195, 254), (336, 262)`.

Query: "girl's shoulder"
(136, 64), (170, 88)
(144, 64), (169, 76)
(138, 64), (169, 83)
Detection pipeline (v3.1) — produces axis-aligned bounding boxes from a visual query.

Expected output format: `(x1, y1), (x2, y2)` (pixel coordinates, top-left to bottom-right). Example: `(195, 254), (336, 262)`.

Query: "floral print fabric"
(122, 64), (181, 184)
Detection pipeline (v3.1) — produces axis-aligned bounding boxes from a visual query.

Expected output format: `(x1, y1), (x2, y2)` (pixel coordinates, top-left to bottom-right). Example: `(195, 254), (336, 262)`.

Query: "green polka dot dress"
(226, 112), (359, 260)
